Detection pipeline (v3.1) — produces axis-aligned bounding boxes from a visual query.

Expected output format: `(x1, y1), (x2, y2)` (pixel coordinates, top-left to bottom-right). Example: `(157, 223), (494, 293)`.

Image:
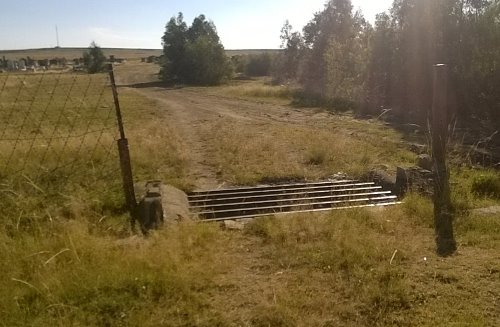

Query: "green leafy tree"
(161, 13), (188, 81)
(83, 41), (106, 74)
(161, 13), (231, 85)
(183, 35), (232, 85)
(294, 0), (370, 110)
(273, 20), (304, 81)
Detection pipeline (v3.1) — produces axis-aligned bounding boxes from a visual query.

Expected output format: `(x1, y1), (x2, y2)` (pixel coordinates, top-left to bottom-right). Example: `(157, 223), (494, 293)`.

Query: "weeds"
(471, 171), (500, 199)
(223, 82), (295, 100)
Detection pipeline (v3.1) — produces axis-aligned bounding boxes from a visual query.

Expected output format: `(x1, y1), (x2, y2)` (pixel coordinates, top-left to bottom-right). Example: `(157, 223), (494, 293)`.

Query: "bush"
(83, 42), (107, 74)
(245, 53), (273, 77)
(471, 172), (500, 199)
(292, 90), (357, 112)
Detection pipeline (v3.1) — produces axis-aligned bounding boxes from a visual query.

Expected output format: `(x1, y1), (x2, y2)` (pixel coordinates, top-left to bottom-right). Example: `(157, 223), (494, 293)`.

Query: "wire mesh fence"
(0, 70), (128, 229)
(0, 71), (120, 181)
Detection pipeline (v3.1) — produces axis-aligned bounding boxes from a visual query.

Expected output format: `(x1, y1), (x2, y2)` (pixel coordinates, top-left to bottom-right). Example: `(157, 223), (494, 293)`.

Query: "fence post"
(108, 63), (138, 227)
(431, 64), (456, 257)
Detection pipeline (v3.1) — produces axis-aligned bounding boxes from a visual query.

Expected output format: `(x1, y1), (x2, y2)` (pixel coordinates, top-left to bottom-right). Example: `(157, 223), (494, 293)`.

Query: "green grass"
(471, 170), (500, 199)
(0, 222), (231, 326)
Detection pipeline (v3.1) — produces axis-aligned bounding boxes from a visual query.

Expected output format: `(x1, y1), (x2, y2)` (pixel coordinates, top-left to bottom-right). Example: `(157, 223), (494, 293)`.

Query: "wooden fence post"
(431, 64), (456, 256)
(108, 64), (138, 228)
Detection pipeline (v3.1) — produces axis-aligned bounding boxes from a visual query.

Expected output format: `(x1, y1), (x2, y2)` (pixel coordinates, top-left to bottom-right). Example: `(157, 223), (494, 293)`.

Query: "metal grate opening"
(188, 180), (400, 221)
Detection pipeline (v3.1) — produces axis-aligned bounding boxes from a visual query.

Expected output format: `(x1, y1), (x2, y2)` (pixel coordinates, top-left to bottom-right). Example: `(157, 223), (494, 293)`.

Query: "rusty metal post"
(431, 64), (456, 257)
(108, 63), (137, 226)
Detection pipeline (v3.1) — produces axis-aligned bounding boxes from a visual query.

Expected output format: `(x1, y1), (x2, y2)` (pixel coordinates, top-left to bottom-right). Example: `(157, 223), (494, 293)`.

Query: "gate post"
(108, 63), (138, 227)
(431, 64), (456, 256)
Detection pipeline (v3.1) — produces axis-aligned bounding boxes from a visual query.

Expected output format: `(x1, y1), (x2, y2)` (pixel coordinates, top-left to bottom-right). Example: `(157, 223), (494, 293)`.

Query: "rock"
(222, 220), (246, 231)
(472, 206), (500, 216)
(408, 143), (428, 154)
(396, 167), (434, 196)
(417, 154), (433, 171)
(363, 169), (396, 194)
(161, 185), (192, 223)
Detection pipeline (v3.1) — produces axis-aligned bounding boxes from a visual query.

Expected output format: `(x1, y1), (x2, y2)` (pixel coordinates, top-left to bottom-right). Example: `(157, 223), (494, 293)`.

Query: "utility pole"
(55, 25), (60, 48)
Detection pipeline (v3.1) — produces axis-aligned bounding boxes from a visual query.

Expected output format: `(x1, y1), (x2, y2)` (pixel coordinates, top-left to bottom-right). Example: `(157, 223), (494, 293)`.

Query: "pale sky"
(0, 0), (393, 50)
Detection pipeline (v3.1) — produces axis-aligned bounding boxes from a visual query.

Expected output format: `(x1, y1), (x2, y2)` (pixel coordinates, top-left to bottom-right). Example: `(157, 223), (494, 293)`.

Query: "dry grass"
(221, 80), (295, 102)
(1, 69), (500, 326)
(201, 115), (415, 185)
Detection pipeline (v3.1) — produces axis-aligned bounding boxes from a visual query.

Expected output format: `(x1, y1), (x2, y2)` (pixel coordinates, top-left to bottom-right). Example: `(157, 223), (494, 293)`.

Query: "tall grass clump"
(471, 170), (500, 199)
(224, 82), (295, 100)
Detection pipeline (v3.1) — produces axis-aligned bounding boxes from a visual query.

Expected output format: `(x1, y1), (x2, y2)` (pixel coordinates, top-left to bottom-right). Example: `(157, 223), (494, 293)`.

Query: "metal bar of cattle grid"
(198, 195), (398, 217)
(189, 179), (401, 221)
(188, 180), (356, 195)
(191, 190), (392, 210)
(188, 182), (376, 199)
(200, 202), (400, 222)
(189, 186), (382, 206)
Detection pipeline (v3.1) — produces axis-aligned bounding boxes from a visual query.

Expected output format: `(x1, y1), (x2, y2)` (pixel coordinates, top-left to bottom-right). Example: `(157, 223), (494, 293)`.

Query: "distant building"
(109, 55), (126, 64)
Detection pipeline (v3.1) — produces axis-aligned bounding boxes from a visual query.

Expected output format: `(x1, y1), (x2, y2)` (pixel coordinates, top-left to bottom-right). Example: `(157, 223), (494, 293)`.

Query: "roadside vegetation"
(1, 68), (499, 325)
(1, 0), (500, 325)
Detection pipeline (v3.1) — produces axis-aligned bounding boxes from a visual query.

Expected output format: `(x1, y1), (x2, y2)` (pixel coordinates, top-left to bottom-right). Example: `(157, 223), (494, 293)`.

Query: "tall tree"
(301, 0), (361, 97)
(161, 13), (188, 82)
(161, 13), (231, 85)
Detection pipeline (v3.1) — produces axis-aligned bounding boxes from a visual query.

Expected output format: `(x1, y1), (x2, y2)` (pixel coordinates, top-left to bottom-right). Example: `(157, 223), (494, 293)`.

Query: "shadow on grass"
(118, 81), (184, 90)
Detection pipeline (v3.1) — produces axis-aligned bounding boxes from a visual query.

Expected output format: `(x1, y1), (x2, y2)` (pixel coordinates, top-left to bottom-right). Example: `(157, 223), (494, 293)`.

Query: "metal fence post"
(108, 63), (138, 226)
(431, 64), (456, 257)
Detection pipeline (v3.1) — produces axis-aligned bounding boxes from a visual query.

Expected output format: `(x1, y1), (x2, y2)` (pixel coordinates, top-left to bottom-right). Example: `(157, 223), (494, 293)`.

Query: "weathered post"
(431, 64), (456, 256)
(108, 63), (138, 227)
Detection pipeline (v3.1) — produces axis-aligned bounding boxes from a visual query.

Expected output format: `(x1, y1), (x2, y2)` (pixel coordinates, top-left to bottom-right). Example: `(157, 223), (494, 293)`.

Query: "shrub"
(471, 172), (500, 199)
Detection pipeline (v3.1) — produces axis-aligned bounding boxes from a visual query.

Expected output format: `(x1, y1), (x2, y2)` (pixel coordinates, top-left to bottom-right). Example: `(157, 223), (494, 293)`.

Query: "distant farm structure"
(0, 54), (127, 73)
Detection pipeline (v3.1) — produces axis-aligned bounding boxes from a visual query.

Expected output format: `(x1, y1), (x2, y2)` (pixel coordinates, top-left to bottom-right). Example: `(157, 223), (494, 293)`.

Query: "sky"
(0, 0), (393, 50)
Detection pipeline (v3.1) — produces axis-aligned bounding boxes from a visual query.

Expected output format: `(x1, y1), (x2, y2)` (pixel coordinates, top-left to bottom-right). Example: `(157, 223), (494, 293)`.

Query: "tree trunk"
(431, 64), (457, 257)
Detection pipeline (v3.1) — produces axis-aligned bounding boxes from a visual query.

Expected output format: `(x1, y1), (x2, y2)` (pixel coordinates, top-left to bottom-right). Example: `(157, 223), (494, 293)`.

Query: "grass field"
(0, 47), (280, 61)
(1, 69), (499, 326)
(0, 48), (162, 61)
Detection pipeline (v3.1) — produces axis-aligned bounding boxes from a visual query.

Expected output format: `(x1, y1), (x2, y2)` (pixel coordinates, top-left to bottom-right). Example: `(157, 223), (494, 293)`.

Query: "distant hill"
(0, 48), (281, 61)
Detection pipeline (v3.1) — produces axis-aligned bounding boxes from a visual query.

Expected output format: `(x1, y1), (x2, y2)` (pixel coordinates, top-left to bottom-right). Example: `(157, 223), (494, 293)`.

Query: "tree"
(183, 35), (232, 85)
(298, 0), (370, 109)
(161, 13), (188, 81)
(161, 13), (231, 85)
(83, 41), (106, 74)
(274, 20), (304, 81)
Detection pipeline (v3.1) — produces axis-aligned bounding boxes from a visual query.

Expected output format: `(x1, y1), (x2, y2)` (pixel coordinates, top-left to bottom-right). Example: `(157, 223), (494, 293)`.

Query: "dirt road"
(114, 62), (339, 189)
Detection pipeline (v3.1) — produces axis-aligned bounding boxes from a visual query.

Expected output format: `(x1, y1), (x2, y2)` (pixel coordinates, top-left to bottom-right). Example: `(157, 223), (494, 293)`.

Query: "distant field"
(225, 49), (281, 56)
(0, 48), (162, 60)
(0, 47), (281, 60)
